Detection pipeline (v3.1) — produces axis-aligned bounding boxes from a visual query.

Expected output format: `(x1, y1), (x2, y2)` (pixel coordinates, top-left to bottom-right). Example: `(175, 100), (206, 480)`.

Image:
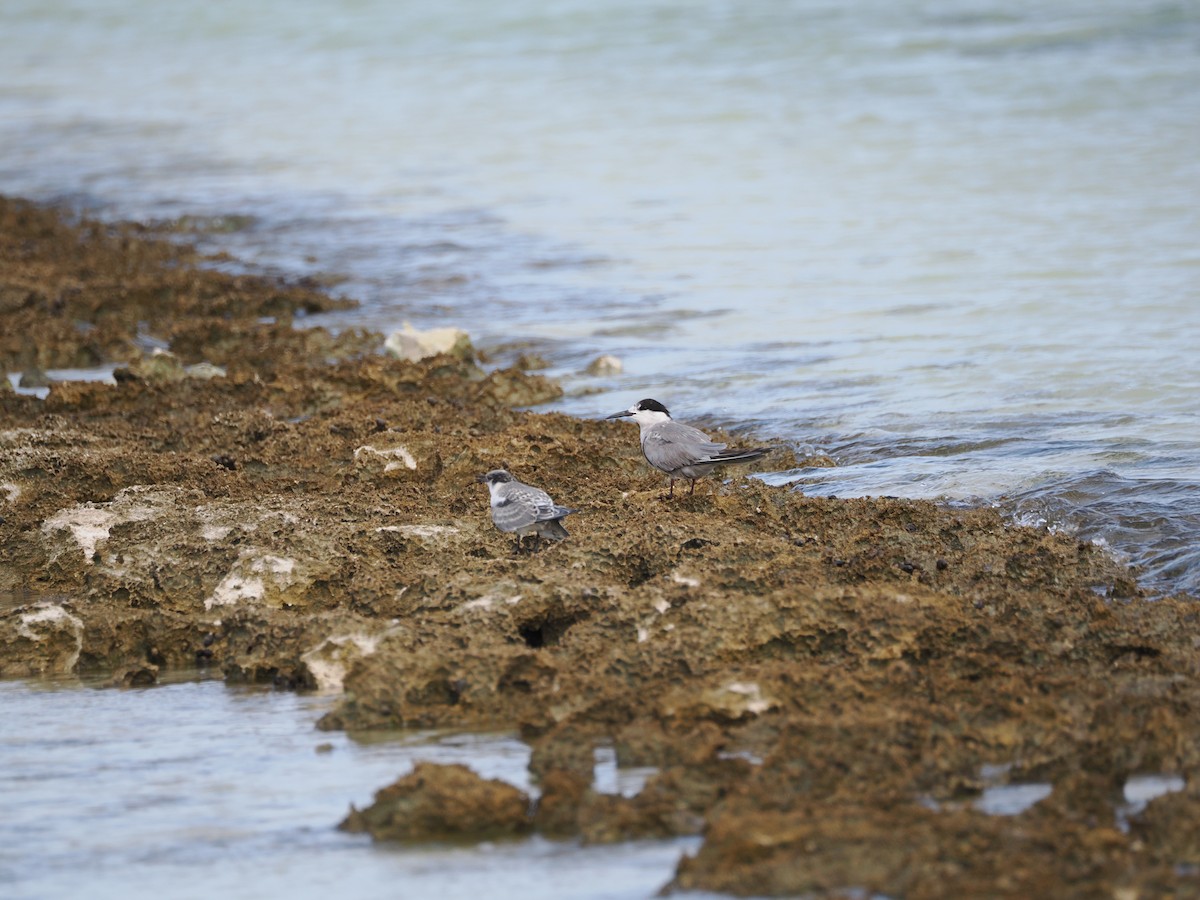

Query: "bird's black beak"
(475, 473), (487, 483)
(606, 410), (633, 419)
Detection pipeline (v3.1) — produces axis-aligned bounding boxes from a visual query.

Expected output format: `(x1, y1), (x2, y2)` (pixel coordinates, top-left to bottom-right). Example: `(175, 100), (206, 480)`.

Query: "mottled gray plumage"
(607, 398), (774, 497)
(477, 469), (575, 551)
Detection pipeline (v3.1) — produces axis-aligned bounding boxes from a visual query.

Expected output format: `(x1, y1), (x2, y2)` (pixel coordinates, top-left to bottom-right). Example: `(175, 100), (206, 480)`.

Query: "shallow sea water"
(0, 677), (709, 900)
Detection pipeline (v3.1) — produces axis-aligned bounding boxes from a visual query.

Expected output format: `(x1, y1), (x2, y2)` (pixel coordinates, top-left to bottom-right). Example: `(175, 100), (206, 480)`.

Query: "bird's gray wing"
(490, 491), (536, 532)
(508, 481), (571, 523)
(643, 420), (727, 469)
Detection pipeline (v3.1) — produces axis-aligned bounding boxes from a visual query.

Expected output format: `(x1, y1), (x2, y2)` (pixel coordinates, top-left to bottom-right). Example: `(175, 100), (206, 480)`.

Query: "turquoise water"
(1, 0), (1198, 593)
(0, 677), (706, 900)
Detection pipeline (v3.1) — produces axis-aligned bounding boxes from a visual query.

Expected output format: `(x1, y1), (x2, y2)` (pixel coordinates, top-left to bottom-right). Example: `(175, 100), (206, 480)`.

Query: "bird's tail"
(711, 447), (775, 464)
(542, 518), (571, 540)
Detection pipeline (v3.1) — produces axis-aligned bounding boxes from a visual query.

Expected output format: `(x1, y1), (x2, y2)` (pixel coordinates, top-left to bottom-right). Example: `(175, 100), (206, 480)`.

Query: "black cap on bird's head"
(477, 469), (514, 485)
(606, 398), (671, 419)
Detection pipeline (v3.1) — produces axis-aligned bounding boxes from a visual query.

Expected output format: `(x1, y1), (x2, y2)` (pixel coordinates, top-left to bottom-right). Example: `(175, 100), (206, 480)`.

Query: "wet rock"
(515, 352), (550, 371)
(384, 322), (473, 362)
(118, 350), (186, 383)
(0, 603), (84, 677)
(340, 762), (532, 842)
(585, 354), (622, 376)
(473, 366), (563, 407)
(667, 802), (1148, 898)
(112, 662), (159, 687)
(1129, 784), (1200, 865)
(223, 655), (316, 689)
(533, 768), (590, 837)
(19, 368), (50, 388)
(0, 196), (355, 373)
(799, 453), (837, 468)
(300, 632), (381, 692)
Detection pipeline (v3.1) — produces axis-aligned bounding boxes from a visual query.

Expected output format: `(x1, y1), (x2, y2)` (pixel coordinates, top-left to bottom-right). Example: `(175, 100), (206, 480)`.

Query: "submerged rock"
(585, 354), (622, 376)
(515, 352), (550, 371)
(340, 762), (532, 842)
(112, 662), (159, 687)
(19, 368), (50, 388)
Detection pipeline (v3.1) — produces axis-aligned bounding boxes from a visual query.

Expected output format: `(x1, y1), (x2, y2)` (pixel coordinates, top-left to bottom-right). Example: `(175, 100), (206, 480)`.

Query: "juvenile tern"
(476, 469), (576, 551)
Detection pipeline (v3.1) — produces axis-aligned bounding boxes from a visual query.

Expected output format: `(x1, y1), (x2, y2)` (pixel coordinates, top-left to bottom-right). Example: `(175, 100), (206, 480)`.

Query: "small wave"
(1000, 471), (1200, 597)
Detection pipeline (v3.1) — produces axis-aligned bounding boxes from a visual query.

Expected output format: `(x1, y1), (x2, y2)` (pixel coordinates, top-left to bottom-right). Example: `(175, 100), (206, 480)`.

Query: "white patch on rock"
(355, 444), (417, 473)
(637, 625), (649, 643)
(206, 552), (298, 610)
(670, 571), (701, 589)
(724, 681), (774, 716)
(183, 362), (226, 380)
(1, 482), (20, 503)
(384, 321), (472, 362)
(652, 598), (671, 615)
(376, 524), (460, 539)
(301, 633), (380, 693)
(717, 750), (765, 766)
(208, 573), (265, 608)
(459, 587), (522, 612)
(42, 507), (117, 562)
(17, 605), (84, 672)
(201, 524), (233, 542)
(42, 486), (188, 564)
(660, 679), (777, 721)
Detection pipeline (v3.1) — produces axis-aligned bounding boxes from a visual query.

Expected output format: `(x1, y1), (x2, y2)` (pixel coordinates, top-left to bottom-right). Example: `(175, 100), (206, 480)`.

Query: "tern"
(607, 398), (774, 498)
(477, 469), (576, 552)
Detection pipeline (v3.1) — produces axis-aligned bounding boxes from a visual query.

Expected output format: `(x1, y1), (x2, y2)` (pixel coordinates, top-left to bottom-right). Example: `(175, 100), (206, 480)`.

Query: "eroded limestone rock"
(339, 762), (532, 842)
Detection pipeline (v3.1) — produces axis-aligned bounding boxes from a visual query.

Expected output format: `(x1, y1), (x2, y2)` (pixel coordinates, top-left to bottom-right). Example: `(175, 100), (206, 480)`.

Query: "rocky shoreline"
(2, 196), (1199, 897)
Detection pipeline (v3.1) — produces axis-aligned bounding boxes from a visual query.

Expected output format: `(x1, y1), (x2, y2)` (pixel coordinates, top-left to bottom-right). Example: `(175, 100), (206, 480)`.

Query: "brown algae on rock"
(2, 196), (1200, 897)
(340, 762), (533, 842)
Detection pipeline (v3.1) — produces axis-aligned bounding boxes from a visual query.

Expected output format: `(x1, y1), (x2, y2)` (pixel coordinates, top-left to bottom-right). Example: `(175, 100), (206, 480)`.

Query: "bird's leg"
(668, 478), (675, 499)
(513, 534), (523, 554)
(689, 479), (697, 496)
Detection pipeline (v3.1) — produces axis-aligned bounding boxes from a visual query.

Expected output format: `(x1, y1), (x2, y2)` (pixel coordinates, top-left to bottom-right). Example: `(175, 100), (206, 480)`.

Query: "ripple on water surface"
(0, 677), (708, 900)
